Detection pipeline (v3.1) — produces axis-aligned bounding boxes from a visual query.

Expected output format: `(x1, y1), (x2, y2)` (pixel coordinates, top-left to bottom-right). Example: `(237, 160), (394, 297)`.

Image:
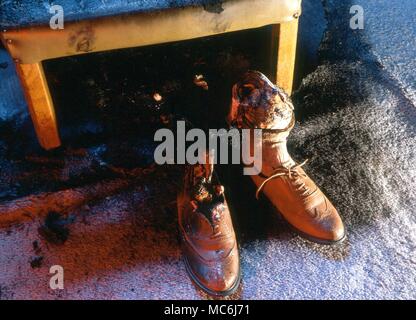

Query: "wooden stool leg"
(15, 62), (61, 150)
(270, 19), (299, 95)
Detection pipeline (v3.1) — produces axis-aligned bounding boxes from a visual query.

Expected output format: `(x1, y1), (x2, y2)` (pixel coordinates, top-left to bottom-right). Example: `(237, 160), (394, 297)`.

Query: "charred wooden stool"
(0, 0), (301, 150)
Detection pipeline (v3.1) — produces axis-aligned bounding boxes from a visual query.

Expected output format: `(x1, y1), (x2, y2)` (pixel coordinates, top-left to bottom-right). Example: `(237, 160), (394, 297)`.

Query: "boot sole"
(183, 256), (241, 297)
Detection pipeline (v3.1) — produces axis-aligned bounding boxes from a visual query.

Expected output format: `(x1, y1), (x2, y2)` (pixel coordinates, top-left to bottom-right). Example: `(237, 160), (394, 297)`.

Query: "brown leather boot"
(228, 71), (345, 244)
(177, 157), (240, 296)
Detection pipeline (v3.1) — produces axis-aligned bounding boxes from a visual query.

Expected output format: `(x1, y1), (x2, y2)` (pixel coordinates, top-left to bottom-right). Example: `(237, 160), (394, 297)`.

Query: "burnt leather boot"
(228, 71), (345, 244)
(177, 157), (240, 296)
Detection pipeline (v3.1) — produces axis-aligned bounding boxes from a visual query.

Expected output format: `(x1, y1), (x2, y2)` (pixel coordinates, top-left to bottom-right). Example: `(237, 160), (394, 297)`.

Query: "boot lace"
(256, 159), (310, 199)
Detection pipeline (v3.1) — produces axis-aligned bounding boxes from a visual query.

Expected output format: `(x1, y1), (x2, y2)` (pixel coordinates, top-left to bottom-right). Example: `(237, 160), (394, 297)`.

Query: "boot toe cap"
(317, 216), (345, 243)
(303, 206), (346, 244)
(184, 246), (240, 296)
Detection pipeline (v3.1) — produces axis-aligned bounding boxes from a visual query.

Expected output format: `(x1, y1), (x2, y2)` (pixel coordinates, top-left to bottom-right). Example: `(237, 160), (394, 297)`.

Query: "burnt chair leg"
(14, 61), (61, 150)
(270, 19), (299, 96)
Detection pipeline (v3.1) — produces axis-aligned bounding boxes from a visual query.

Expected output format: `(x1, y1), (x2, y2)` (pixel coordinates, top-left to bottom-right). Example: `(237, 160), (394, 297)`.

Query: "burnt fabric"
(0, 0), (224, 29)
